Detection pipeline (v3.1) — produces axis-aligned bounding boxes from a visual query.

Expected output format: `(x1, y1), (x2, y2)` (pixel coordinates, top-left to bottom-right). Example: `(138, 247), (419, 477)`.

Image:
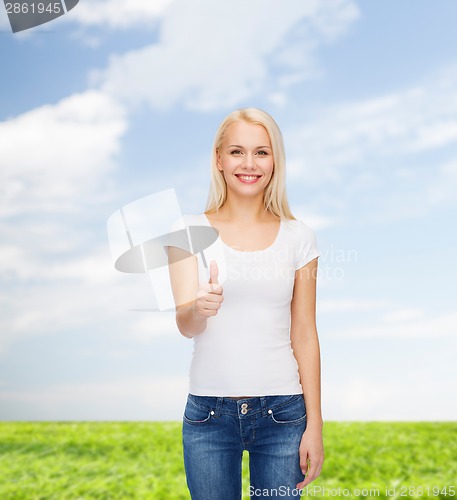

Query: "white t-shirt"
(171, 213), (320, 396)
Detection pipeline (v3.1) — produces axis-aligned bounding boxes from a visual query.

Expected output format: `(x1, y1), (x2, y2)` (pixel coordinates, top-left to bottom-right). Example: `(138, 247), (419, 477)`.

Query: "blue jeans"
(182, 393), (307, 499)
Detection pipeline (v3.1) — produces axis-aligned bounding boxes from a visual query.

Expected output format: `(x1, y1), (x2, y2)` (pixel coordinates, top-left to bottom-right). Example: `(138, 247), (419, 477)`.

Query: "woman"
(168, 108), (324, 499)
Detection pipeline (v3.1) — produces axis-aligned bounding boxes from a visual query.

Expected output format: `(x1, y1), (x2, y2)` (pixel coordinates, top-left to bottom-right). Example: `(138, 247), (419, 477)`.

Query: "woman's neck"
(210, 199), (274, 224)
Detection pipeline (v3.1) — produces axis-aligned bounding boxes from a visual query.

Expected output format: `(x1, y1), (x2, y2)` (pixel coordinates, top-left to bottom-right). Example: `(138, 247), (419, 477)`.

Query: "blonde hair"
(205, 108), (296, 220)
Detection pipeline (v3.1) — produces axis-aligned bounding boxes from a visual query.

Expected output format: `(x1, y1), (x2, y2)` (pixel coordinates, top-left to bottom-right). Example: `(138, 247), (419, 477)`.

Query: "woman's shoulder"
(282, 216), (308, 230)
(282, 217), (318, 240)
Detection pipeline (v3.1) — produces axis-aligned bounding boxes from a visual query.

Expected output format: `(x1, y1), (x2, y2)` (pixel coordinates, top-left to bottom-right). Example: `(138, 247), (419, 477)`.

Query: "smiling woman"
(167, 108), (324, 499)
(218, 122), (274, 198)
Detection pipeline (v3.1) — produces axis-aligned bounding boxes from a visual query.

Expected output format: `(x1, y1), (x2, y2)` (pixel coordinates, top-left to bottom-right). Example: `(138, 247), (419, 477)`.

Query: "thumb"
(209, 260), (219, 285)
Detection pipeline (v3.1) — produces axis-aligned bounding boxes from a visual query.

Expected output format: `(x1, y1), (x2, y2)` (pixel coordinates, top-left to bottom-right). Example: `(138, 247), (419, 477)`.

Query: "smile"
(235, 174), (262, 184)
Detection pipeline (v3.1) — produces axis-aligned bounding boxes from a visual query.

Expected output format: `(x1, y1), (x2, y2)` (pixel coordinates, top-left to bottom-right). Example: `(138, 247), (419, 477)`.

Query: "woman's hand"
(296, 424), (324, 490)
(193, 260), (224, 319)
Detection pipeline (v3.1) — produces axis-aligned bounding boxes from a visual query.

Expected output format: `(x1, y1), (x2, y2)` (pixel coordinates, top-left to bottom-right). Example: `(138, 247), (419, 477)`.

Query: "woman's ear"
(216, 149), (222, 170)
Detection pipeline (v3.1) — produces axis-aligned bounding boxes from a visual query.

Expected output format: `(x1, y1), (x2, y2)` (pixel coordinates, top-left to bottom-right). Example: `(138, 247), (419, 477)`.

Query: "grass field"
(0, 422), (455, 499)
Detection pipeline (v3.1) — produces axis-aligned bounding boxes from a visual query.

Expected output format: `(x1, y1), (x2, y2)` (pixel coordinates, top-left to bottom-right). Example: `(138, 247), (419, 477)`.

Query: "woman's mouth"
(235, 174), (262, 184)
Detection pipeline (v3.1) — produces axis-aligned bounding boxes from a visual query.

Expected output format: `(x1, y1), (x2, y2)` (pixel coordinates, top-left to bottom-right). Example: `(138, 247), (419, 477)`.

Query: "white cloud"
(0, 281), (111, 352)
(0, 163), (187, 354)
(329, 310), (457, 339)
(0, 239), (114, 284)
(0, 256), (178, 354)
(67, 0), (174, 29)
(319, 298), (391, 313)
(286, 66), (457, 185)
(0, 237), (182, 360)
(382, 308), (424, 323)
(291, 204), (342, 230)
(323, 375), (456, 420)
(442, 159), (457, 175)
(129, 312), (179, 341)
(0, 375), (189, 420)
(426, 158), (457, 206)
(0, 90), (135, 356)
(283, 66), (457, 223)
(0, 90), (127, 217)
(94, 0), (359, 111)
(2, 371), (455, 420)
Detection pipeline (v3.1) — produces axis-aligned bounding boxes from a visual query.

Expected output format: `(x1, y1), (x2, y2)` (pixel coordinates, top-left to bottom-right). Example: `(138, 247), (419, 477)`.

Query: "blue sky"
(1, 0), (456, 421)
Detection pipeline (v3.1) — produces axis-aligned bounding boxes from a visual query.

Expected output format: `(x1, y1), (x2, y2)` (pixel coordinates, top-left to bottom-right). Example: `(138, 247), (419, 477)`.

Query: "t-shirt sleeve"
(295, 221), (320, 270)
(163, 215), (187, 256)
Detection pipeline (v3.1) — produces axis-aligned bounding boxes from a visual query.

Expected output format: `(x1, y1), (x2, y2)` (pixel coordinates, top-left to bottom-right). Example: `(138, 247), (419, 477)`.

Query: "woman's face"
(217, 120), (274, 201)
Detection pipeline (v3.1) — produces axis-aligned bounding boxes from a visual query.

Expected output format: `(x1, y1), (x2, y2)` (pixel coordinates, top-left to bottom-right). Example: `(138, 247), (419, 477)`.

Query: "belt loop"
(260, 396), (268, 417)
(215, 397), (223, 417)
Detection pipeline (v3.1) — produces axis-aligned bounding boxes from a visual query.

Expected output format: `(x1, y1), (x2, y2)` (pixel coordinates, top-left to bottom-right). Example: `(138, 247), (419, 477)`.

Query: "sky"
(0, 0), (456, 422)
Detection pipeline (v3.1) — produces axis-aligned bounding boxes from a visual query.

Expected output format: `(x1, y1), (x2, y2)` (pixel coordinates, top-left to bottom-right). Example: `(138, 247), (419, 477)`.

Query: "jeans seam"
(266, 394), (302, 414)
(183, 411), (212, 425)
(270, 412), (307, 425)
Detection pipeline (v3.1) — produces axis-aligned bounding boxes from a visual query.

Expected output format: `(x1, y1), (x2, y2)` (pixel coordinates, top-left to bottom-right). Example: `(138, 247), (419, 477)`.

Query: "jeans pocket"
(269, 395), (307, 425)
(183, 398), (213, 425)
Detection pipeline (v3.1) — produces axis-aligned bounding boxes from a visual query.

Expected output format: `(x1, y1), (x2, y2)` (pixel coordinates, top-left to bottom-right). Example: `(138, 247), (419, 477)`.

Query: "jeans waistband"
(187, 393), (303, 418)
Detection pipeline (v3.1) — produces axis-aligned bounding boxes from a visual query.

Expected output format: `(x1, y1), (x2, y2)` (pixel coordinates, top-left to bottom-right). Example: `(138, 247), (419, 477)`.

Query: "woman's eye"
(256, 150), (268, 155)
(230, 150), (242, 155)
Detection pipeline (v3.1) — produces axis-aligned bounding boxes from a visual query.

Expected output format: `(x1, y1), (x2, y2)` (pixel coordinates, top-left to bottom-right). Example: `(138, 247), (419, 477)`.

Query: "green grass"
(0, 422), (455, 499)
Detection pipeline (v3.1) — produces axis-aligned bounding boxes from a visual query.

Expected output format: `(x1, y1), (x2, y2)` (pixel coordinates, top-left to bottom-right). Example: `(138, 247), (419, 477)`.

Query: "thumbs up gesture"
(209, 260), (219, 287)
(194, 260), (224, 318)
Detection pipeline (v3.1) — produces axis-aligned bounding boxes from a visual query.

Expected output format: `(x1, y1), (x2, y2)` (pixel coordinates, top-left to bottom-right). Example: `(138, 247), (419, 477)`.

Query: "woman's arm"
(167, 247), (223, 338)
(290, 256), (324, 489)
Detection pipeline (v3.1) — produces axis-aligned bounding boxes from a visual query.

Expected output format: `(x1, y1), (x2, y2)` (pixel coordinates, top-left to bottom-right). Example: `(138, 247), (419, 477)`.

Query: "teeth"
(238, 175), (258, 181)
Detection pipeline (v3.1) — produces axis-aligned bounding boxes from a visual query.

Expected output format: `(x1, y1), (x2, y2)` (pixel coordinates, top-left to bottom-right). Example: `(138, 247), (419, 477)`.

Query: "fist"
(194, 260), (224, 318)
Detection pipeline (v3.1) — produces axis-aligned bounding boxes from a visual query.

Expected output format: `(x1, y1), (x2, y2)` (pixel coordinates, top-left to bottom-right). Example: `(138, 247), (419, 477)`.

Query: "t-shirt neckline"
(201, 213), (283, 254)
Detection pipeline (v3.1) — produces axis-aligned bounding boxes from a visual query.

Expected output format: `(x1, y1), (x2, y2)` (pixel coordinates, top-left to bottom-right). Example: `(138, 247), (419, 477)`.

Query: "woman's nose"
(243, 154), (256, 169)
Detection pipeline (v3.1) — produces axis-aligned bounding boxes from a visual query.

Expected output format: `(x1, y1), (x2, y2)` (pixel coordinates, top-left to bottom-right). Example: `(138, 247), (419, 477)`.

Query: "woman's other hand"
(296, 425), (324, 490)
